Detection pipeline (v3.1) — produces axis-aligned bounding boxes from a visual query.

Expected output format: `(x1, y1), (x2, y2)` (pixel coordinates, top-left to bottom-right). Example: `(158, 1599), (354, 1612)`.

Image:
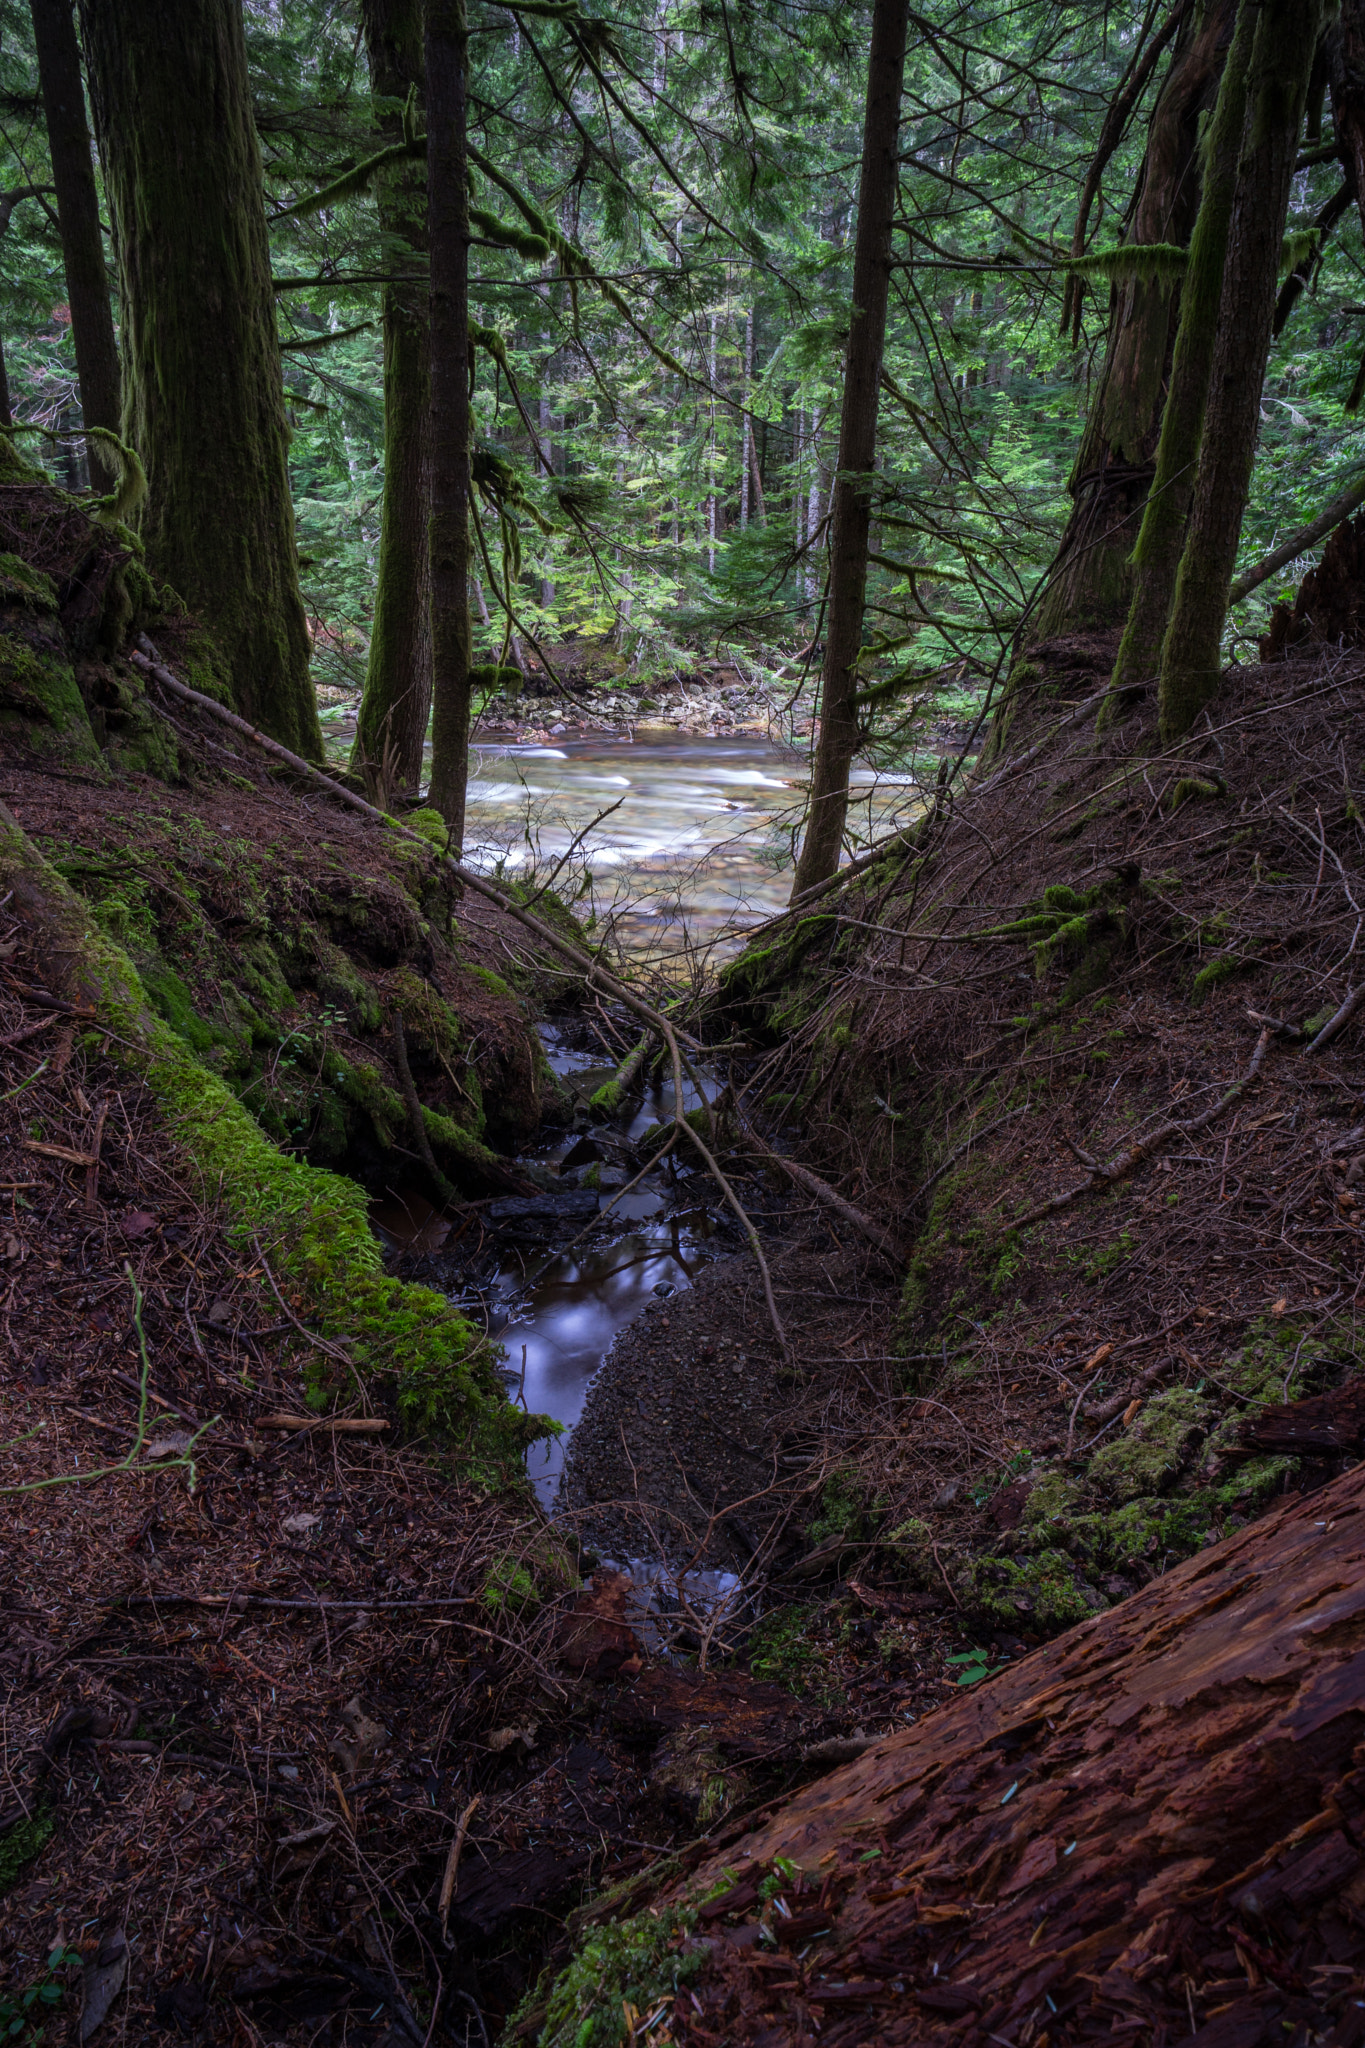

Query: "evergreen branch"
(468, 205), (551, 259)
(279, 320), (376, 353)
(271, 138), (417, 222)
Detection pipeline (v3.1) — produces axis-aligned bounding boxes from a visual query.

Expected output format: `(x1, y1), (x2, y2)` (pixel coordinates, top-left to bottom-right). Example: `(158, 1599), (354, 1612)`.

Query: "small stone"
(935, 1480), (960, 1508)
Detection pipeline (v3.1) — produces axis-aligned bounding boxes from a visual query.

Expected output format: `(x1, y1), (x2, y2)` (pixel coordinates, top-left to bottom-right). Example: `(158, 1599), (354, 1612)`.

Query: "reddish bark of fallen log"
(641, 1458), (1365, 2046)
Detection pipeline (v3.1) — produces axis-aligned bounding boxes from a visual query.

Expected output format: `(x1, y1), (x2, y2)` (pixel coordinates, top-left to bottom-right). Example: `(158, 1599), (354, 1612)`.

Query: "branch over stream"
(130, 643), (803, 1355)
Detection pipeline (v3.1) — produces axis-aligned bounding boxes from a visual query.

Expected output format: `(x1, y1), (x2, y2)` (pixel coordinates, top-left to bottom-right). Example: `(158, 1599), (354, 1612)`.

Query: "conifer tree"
(28, 0), (118, 495)
(77, 0), (322, 758)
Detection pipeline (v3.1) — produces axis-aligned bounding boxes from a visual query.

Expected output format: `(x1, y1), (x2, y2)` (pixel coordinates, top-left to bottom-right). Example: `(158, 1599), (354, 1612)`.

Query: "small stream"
(375, 729), (929, 1516)
(373, 1025), (730, 1506)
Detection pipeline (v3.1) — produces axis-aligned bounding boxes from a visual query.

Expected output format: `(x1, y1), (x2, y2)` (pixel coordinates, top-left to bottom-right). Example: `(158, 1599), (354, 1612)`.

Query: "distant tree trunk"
(789, 0), (909, 903)
(425, 0), (472, 845)
(1105, 0), (1258, 718)
(1158, 0), (1325, 741)
(0, 335), (12, 429)
(740, 310), (752, 530)
(351, 0), (431, 801)
(1026, 2), (1235, 647)
(78, 0), (321, 758)
(29, 0), (120, 496)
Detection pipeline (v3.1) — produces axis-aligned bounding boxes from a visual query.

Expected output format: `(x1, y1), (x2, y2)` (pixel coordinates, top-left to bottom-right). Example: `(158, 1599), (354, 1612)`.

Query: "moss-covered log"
(77, 0), (322, 759)
(1158, 0), (1325, 740)
(351, 0), (433, 801)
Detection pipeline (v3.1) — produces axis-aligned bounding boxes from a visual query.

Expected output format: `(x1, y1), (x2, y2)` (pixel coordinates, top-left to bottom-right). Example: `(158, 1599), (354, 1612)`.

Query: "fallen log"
(554, 1456), (1365, 2047)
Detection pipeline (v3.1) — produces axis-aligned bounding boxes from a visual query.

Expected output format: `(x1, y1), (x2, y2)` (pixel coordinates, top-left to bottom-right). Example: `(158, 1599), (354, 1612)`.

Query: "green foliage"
(0, 1811), (53, 1898)
(529, 1902), (704, 2048)
(0, 1940), (78, 2045)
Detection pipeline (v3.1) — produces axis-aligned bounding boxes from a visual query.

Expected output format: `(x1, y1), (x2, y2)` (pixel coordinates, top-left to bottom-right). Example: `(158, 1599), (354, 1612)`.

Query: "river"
(462, 727), (927, 957)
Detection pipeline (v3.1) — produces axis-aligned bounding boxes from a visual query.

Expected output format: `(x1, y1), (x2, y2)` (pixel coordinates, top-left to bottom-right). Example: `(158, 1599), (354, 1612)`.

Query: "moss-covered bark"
(1104, 0), (1257, 719)
(425, 0), (473, 845)
(29, 0), (120, 496)
(1027, 2), (1235, 644)
(1158, 0), (1324, 740)
(350, 0), (433, 801)
(77, 0), (322, 760)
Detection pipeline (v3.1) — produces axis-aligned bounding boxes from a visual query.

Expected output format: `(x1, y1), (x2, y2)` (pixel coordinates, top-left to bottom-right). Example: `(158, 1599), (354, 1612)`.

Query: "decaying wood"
(637, 1454), (1365, 2046)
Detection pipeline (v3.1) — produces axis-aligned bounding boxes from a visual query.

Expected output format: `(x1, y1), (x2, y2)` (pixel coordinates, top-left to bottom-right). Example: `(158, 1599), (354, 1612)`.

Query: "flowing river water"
(377, 729), (929, 1525)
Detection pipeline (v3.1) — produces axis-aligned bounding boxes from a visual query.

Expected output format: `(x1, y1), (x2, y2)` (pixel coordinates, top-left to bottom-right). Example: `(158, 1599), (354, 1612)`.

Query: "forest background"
(2, 0), (1359, 768)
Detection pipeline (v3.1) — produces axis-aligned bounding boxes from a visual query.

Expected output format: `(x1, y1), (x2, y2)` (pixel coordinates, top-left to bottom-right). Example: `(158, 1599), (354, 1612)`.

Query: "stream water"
(462, 728), (926, 957)
(377, 730), (929, 1529)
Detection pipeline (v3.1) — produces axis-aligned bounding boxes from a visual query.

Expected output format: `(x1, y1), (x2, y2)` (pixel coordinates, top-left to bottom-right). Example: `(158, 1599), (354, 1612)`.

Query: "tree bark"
(28, 0), (120, 497)
(613, 1454), (1365, 2047)
(1026, 2), (1235, 649)
(1158, 0), (1324, 741)
(1105, 0), (1257, 716)
(350, 0), (432, 801)
(77, 0), (322, 759)
(425, 0), (472, 845)
(789, 0), (909, 903)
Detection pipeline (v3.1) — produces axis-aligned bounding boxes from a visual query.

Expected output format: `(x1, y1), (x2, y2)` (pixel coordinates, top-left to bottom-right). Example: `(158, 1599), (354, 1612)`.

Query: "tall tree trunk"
(1158, 0), (1324, 741)
(29, 0), (120, 496)
(425, 0), (472, 844)
(1026, 2), (1235, 647)
(789, 0), (909, 903)
(351, 0), (432, 801)
(78, 0), (321, 758)
(1105, 0), (1258, 718)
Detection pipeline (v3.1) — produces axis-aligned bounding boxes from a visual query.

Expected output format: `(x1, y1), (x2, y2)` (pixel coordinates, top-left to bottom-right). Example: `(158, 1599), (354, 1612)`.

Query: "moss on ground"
(0, 803), (550, 1473)
(523, 1901), (704, 2048)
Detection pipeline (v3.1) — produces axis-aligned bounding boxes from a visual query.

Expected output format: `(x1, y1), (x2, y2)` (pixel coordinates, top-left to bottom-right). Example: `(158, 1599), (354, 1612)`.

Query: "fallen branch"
(254, 1413), (389, 1434)
(1229, 467), (1365, 604)
(733, 1113), (901, 1261)
(119, 1591), (473, 1612)
(1010, 1029), (1271, 1234)
(1308, 984), (1365, 1055)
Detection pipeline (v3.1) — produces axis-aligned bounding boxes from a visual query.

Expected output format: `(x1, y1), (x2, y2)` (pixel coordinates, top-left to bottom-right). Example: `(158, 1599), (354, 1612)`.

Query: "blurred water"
(461, 731), (930, 957)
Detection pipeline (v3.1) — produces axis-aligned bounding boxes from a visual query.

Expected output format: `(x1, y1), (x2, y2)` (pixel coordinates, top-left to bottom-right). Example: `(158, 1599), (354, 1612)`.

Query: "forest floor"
(516, 641), (1365, 2044)
(2, 454), (1365, 2045)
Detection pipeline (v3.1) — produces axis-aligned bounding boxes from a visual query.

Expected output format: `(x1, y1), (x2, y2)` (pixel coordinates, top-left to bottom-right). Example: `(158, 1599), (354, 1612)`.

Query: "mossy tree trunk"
(1158, 0), (1325, 741)
(77, 0), (322, 759)
(29, 0), (120, 497)
(1103, 0), (1258, 720)
(1026, 2), (1235, 647)
(350, 0), (432, 803)
(789, 0), (910, 903)
(425, 0), (473, 846)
